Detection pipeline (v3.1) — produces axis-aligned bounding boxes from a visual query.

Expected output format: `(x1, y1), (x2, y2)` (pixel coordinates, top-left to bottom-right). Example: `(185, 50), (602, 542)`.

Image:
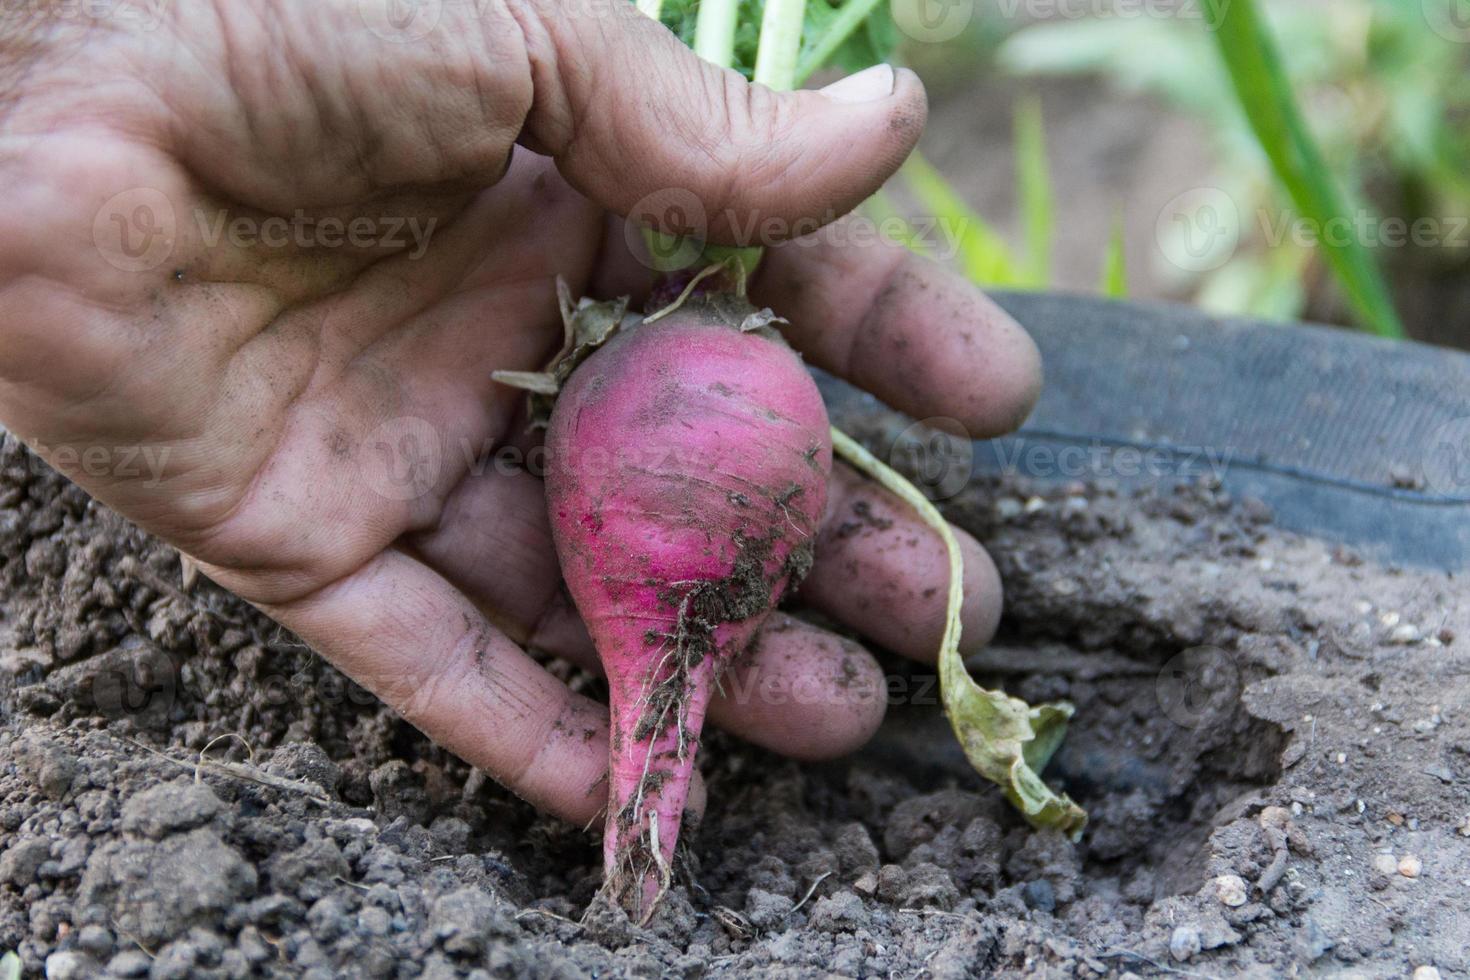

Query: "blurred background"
(861, 0), (1470, 349)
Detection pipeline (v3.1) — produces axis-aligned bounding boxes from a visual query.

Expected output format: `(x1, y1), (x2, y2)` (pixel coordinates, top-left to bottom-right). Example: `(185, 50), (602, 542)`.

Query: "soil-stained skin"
(0, 411), (1467, 977)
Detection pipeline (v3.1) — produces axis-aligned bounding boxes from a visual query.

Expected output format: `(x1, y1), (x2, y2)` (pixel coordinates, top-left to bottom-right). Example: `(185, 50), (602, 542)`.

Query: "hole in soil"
(855, 633), (1286, 902)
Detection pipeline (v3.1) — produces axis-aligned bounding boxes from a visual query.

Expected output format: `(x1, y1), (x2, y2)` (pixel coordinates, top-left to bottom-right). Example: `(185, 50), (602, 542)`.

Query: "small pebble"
(1398, 855), (1422, 878)
(1259, 806), (1291, 830)
(1023, 496), (1045, 514)
(1214, 874), (1248, 908)
(1389, 624), (1421, 645)
(1022, 879), (1056, 913)
(1169, 925), (1202, 962)
(44, 952), (98, 980)
(1353, 600), (1373, 615)
(995, 498), (1023, 519)
(1413, 967), (1442, 980)
(77, 924), (113, 957)
(1371, 853), (1398, 876)
(1379, 611), (1401, 628)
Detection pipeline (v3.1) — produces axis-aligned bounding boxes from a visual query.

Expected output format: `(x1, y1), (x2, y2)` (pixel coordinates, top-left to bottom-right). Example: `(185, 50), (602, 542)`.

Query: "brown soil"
(1, 414), (1466, 979)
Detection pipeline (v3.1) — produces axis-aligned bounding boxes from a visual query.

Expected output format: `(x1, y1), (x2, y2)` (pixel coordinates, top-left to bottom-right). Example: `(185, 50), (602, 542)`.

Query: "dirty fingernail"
(818, 64), (896, 104)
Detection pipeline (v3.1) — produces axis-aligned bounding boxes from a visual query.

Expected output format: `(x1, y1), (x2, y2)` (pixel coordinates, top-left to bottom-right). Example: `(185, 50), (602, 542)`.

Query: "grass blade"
(1203, 0), (1404, 338)
(1099, 214), (1127, 298)
(863, 190), (935, 256)
(1015, 97), (1053, 288)
(903, 152), (1022, 288)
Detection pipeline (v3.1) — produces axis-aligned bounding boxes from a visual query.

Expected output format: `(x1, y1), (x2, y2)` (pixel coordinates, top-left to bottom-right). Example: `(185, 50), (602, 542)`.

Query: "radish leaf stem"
(694, 0), (738, 69)
(829, 428), (1086, 839)
(794, 0), (886, 85)
(754, 0), (807, 91)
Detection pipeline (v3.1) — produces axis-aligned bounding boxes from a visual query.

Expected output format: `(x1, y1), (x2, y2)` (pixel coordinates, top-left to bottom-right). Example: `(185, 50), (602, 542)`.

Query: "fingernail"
(818, 64), (895, 104)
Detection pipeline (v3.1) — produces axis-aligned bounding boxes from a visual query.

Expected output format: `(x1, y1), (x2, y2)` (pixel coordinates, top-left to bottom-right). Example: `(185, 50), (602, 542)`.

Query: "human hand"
(0, 0), (1041, 824)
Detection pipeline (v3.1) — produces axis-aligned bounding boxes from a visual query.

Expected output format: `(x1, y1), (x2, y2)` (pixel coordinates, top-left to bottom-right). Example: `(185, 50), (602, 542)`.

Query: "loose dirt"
(1, 417), (1465, 978)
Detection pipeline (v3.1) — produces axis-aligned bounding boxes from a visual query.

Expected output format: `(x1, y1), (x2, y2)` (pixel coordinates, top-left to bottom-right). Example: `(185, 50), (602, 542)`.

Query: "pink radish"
(543, 293), (831, 919)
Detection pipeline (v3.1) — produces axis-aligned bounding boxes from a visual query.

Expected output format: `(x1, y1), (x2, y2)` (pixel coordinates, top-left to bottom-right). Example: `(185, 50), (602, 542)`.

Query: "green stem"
(830, 429), (963, 660)
(794, 0), (886, 85)
(703, 0), (806, 283)
(694, 0), (738, 68)
(830, 427), (1086, 840)
(754, 0), (807, 91)
(642, 0), (734, 274)
(690, 0), (786, 287)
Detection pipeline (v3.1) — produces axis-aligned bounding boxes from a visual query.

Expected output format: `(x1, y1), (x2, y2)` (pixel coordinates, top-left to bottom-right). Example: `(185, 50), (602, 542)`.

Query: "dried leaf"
(491, 371), (561, 395)
(738, 308), (789, 333)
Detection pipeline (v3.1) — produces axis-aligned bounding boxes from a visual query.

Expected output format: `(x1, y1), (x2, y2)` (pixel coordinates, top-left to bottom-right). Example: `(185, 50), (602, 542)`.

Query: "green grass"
(1015, 97), (1053, 288)
(901, 151), (1022, 288)
(1099, 216), (1128, 299)
(1204, 0), (1404, 337)
(885, 101), (1129, 300)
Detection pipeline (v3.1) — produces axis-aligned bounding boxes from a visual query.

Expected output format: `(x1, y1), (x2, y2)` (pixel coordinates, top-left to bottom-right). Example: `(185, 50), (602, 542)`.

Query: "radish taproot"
(499, 283), (829, 919)
(548, 293), (829, 917)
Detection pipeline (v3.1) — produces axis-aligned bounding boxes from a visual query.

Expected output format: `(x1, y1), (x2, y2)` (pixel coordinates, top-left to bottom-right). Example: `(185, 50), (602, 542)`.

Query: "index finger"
(752, 226), (1043, 438)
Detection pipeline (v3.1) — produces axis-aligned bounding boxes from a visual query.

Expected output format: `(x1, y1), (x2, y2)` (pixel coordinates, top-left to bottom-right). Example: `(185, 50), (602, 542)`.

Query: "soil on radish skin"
(1, 426), (1467, 979)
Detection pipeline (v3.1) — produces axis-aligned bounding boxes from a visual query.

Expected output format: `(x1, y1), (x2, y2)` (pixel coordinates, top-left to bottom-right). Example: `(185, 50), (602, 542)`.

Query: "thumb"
(510, 0), (927, 245)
